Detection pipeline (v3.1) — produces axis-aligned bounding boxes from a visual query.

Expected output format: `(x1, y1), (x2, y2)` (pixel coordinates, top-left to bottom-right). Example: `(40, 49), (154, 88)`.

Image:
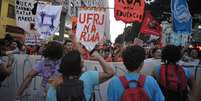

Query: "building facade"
(0, 0), (24, 39)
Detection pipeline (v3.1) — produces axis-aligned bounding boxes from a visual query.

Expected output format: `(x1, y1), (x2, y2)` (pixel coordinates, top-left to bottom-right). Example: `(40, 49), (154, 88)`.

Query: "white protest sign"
(81, 0), (104, 7)
(35, 4), (62, 39)
(76, 8), (106, 51)
(25, 34), (41, 45)
(81, 0), (111, 41)
(15, 0), (38, 34)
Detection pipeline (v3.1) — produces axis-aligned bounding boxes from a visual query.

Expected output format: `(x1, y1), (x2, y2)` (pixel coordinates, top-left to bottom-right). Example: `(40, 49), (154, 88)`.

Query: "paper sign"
(35, 4), (62, 39)
(76, 9), (106, 51)
(15, 0), (38, 34)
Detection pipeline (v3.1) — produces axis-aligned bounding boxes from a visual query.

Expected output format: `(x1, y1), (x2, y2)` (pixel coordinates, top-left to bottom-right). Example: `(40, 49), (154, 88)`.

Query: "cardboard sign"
(76, 8), (106, 51)
(81, 0), (111, 41)
(15, 0), (38, 34)
(114, 0), (145, 23)
(35, 4), (62, 39)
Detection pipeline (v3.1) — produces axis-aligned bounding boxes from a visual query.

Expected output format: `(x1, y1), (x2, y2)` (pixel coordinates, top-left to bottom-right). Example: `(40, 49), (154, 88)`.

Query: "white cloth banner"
(35, 4), (62, 39)
(15, 0), (38, 34)
(76, 9), (106, 51)
(0, 55), (198, 101)
(25, 34), (41, 45)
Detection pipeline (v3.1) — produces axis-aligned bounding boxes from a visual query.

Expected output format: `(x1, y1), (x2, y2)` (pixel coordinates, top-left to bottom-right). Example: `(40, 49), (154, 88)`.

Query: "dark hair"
(64, 39), (72, 45)
(4, 34), (13, 42)
(0, 39), (6, 56)
(42, 41), (63, 60)
(161, 45), (182, 64)
(115, 34), (124, 44)
(14, 40), (23, 50)
(59, 50), (82, 77)
(122, 45), (145, 71)
(152, 47), (160, 55)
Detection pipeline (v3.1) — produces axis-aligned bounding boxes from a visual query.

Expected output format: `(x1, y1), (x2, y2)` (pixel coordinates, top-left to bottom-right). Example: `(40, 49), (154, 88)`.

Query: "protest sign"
(81, 0), (104, 7)
(15, 0), (38, 34)
(35, 4), (62, 39)
(67, 0), (80, 17)
(81, 0), (111, 41)
(25, 34), (41, 45)
(76, 8), (106, 51)
(140, 10), (162, 36)
(114, 0), (145, 23)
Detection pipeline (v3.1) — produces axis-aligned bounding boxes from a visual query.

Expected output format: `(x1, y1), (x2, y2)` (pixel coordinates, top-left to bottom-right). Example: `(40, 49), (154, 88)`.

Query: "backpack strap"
(119, 76), (129, 89)
(159, 64), (167, 88)
(119, 75), (146, 89)
(176, 65), (187, 90)
(137, 75), (146, 87)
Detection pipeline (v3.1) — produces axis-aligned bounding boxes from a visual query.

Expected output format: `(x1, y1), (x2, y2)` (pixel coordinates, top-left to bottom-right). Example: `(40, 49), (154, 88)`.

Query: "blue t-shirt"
(107, 72), (164, 101)
(79, 71), (99, 101)
(46, 71), (99, 101)
(154, 64), (193, 80)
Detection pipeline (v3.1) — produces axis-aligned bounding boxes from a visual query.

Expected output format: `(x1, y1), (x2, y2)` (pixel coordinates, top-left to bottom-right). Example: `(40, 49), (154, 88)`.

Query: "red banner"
(114, 0), (145, 23)
(140, 11), (162, 36)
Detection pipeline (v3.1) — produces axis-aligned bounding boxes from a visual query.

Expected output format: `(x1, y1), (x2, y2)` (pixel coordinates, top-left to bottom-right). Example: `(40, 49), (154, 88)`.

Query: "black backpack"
(0, 64), (9, 87)
(56, 78), (86, 101)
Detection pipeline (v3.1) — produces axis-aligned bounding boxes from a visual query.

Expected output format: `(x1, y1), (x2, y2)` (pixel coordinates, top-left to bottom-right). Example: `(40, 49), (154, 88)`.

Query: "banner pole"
(59, 12), (66, 41)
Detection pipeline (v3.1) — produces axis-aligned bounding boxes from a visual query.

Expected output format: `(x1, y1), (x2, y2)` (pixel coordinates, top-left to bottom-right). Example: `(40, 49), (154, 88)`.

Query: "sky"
(109, 0), (125, 43)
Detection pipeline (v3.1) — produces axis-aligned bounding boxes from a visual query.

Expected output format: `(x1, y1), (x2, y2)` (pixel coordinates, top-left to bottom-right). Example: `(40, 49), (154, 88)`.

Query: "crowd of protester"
(0, 32), (201, 101)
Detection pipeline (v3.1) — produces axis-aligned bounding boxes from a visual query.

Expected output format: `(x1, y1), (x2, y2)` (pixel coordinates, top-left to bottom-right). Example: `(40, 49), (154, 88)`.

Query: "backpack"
(159, 64), (188, 101)
(56, 78), (86, 101)
(0, 57), (10, 87)
(0, 68), (8, 87)
(119, 75), (150, 101)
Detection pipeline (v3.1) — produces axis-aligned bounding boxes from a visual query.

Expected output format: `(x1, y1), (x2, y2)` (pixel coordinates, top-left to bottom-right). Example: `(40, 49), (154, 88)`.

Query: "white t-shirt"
(141, 58), (161, 75)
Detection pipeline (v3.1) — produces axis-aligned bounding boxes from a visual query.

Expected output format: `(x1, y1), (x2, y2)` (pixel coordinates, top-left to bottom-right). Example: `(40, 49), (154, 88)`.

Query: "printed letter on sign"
(76, 9), (106, 51)
(114, 0), (145, 23)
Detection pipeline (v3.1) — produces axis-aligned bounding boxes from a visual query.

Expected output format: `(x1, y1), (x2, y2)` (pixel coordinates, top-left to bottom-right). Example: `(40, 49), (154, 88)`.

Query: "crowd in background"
(1, 33), (200, 64)
(0, 32), (201, 101)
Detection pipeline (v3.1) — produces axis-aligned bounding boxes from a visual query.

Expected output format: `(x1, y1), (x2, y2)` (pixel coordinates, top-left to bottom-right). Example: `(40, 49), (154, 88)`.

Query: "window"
(7, 4), (15, 18)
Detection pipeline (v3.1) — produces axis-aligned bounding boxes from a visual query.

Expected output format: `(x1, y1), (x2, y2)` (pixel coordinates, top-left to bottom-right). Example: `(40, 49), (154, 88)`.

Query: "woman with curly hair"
(16, 41), (63, 100)
(153, 45), (193, 101)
